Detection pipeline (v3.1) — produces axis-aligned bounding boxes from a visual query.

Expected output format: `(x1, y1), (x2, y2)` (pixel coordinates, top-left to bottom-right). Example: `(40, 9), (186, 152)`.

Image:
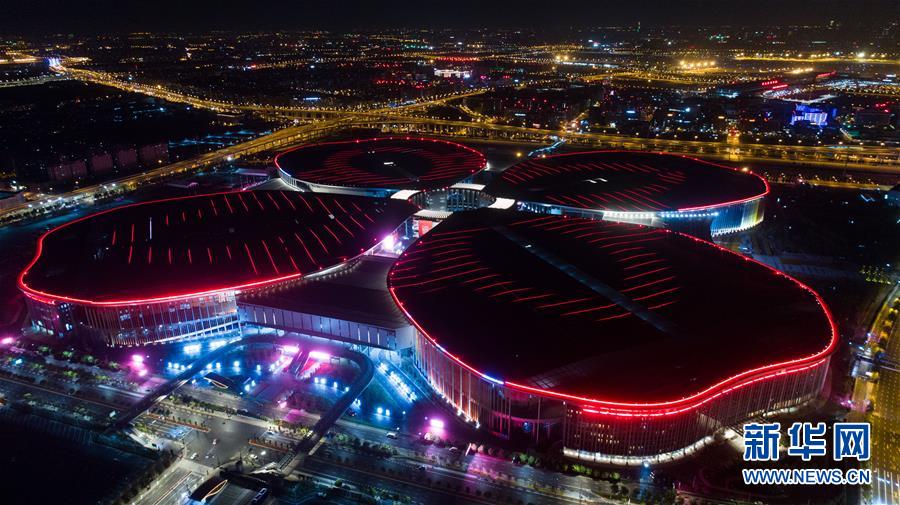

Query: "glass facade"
(24, 294), (77, 339)
(516, 196), (765, 237)
(413, 325), (829, 460)
(708, 197), (765, 236)
(26, 292), (239, 347)
(563, 358), (828, 461)
(238, 302), (407, 350)
(414, 328), (514, 435)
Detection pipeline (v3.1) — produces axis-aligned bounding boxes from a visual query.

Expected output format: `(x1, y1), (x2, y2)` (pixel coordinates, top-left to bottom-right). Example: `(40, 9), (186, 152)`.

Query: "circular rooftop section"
(20, 191), (417, 305)
(275, 137), (486, 192)
(389, 209), (834, 409)
(485, 151), (768, 213)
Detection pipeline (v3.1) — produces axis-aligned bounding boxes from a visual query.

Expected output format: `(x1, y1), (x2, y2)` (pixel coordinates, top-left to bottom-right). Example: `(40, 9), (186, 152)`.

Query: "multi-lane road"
(870, 285), (900, 505)
(2, 63), (896, 227)
(3, 110), (897, 227)
(0, 117), (350, 223)
(55, 64), (489, 118)
(58, 62), (899, 167)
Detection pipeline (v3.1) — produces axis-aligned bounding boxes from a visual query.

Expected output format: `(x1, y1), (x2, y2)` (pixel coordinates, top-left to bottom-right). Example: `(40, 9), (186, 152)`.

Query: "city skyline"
(0, 13), (897, 505)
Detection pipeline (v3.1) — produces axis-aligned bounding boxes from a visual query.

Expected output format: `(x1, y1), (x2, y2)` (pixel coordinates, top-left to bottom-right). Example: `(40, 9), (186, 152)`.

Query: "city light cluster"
(678, 60), (717, 69)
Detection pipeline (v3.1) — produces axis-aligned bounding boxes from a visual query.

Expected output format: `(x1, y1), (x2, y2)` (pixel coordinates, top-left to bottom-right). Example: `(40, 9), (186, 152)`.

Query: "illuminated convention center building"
(18, 137), (834, 464)
(275, 136), (487, 197)
(19, 191), (417, 346)
(390, 209), (835, 464)
(484, 151), (768, 237)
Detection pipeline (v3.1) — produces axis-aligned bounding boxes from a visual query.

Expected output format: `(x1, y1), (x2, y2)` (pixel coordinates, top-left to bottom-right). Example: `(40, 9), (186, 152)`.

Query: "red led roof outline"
(19, 190), (416, 306)
(491, 151), (769, 213)
(388, 211), (836, 417)
(274, 137), (487, 191)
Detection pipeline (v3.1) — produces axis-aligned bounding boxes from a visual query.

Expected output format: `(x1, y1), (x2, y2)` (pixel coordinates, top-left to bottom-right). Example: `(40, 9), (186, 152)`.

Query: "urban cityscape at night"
(0, 2), (898, 504)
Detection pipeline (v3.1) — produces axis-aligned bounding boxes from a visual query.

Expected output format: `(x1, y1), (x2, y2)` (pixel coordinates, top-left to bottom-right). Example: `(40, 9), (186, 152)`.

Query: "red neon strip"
(332, 217), (354, 237)
(331, 198), (349, 214)
(251, 192), (265, 211)
(621, 275), (676, 293)
(502, 150), (768, 214)
(575, 360), (825, 417)
(595, 311), (632, 322)
(308, 229), (328, 253)
(223, 194), (235, 214)
(632, 286), (680, 301)
(511, 293), (554, 303)
(273, 137), (486, 190)
(243, 243), (258, 275)
(609, 246), (644, 257)
(387, 227), (838, 417)
(346, 214), (365, 231)
(561, 303), (616, 317)
(491, 287), (531, 298)
(597, 235), (664, 250)
(458, 273), (500, 285)
(322, 224), (341, 244)
(647, 299), (678, 310)
(293, 232), (316, 264)
(265, 191), (280, 211)
(296, 194), (313, 212)
(236, 193), (250, 212)
(617, 252), (657, 264)
(392, 267), (490, 288)
(261, 240), (279, 275)
(472, 280), (514, 292)
(623, 258), (666, 270)
(18, 188), (412, 305)
(316, 197), (333, 216)
(279, 191), (297, 211)
(623, 266), (669, 280)
(537, 297), (592, 309)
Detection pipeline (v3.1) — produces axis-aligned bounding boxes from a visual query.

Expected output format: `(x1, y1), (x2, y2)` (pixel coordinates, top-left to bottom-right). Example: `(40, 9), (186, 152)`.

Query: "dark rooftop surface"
(485, 151), (768, 213)
(21, 191), (417, 304)
(389, 209), (834, 403)
(241, 255), (410, 330)
(275, 137), (486, 191)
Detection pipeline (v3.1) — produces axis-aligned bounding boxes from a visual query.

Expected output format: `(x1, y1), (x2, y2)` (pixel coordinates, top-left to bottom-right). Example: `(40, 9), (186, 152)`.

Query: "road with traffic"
(2, 65), (896, 227)
(870, 285), (900, 505)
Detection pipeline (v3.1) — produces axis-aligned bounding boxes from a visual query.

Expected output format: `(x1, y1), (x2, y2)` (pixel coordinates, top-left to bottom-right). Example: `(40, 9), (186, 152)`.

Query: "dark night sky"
(1, 0), (897, 33)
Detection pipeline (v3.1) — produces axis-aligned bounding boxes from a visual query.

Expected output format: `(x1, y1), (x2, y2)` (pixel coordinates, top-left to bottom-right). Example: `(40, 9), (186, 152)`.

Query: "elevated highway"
(110, 333), (373, 443)
(3, 68), (897, 226)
